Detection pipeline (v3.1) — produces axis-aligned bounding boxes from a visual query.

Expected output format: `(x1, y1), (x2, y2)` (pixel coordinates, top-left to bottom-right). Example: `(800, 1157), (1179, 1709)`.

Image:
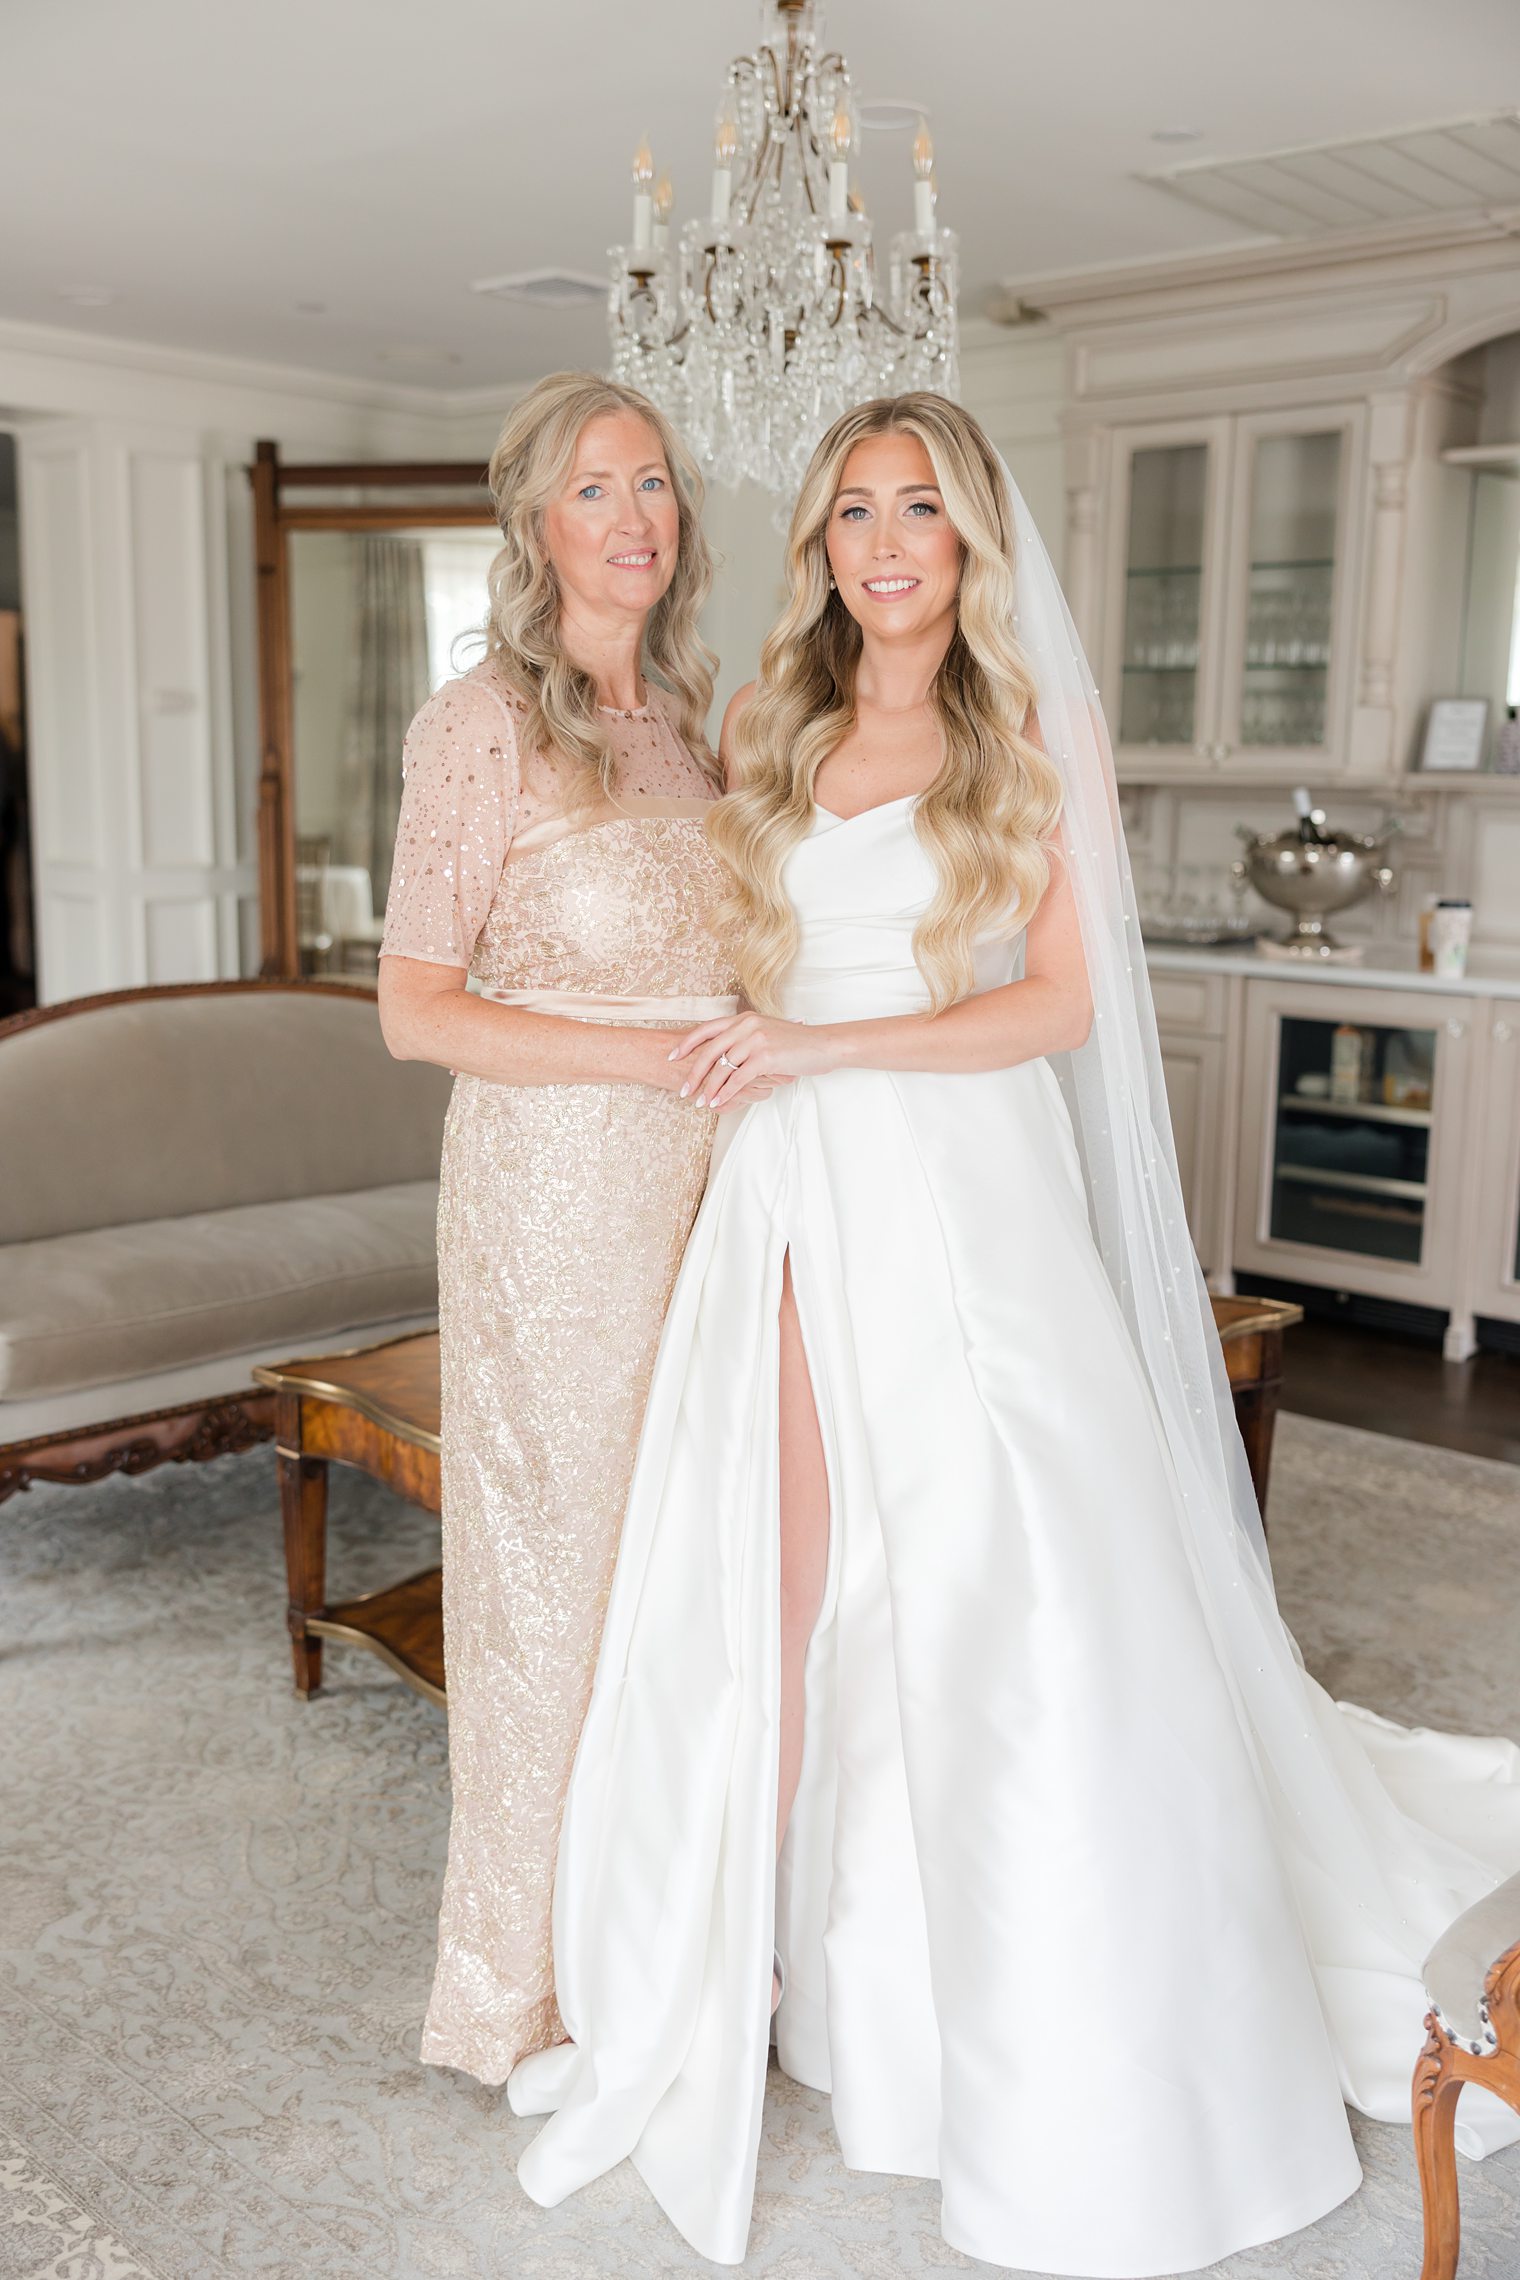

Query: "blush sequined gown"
(380, 661), (736, 2082)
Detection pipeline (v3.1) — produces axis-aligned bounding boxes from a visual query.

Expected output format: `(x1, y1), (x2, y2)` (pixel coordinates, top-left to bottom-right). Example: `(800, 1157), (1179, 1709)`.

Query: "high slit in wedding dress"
(507, 791), (1520, 2275)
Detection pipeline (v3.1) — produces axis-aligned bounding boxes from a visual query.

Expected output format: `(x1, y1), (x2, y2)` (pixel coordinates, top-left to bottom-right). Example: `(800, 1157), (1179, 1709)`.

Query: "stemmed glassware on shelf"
(1240, 560), (1332, 747)
(1120, 565), (1201, 745)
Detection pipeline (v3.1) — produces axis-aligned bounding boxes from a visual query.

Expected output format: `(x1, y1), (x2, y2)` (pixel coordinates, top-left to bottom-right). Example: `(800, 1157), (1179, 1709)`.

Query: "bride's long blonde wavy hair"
(483, 372), (720, 797)
(709, 393), (1064, 1012)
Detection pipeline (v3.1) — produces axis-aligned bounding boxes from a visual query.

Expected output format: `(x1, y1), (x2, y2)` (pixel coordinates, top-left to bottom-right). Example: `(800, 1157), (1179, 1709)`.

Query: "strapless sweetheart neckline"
(812, 793), (919, 825)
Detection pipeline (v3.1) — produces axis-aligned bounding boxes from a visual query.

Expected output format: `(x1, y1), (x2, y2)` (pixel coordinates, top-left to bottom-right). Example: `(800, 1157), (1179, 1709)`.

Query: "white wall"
(962, 322), (1068, 573)
(1477, 334), (1520, 447)
(697, 321), (1070, 728)
(701, 481), (786, 725)
(2, 316), (506, 999)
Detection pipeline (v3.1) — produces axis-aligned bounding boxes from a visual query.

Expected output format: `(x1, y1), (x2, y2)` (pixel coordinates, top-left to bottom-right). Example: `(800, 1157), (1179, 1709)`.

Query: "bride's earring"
(827, 574), (836, 591)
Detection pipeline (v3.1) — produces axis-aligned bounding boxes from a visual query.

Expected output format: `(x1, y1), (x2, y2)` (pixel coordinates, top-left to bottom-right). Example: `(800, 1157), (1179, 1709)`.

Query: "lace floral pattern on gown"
(381, 660), (736, 2082)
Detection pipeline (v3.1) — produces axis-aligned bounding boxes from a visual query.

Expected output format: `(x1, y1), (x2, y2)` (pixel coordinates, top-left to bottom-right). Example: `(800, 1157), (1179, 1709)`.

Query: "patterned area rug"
(2, 1411), (1518, 2280)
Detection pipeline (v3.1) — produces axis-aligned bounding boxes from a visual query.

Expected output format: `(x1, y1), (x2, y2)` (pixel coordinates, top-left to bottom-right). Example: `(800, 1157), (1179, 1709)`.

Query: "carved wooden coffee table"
(258, 1296), (1301, 1706)
(254, 1331), (443, 1704)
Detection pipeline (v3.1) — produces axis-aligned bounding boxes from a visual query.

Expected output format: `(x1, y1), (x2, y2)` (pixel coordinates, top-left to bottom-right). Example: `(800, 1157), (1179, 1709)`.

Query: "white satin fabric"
(509, 800), (1520, 2277)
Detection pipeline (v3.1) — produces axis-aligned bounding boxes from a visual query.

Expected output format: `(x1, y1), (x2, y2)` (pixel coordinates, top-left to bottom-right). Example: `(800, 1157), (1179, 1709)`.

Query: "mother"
(379, 371), (744, 2081)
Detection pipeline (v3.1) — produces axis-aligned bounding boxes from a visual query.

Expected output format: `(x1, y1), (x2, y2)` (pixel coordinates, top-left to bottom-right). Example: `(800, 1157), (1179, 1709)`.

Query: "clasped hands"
(667, 1010), (841, 1112)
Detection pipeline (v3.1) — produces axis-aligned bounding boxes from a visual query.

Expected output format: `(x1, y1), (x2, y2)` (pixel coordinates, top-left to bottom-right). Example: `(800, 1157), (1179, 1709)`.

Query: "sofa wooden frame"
(0, 977), (379, 1508)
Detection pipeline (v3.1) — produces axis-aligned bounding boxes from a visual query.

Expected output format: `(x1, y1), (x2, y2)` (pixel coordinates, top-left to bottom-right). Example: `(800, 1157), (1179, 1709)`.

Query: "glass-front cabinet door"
(1105, 419), (1230, 774)
(1102, 406), (1363, 780)
(1267, 1013), (1433, 1265)
(1235, 980), (1473, 1329)
(1217, 406), (1362, 772)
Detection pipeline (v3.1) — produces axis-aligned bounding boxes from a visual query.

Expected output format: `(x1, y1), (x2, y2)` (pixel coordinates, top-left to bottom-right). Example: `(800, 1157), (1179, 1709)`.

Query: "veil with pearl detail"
(1002, 450), (1520, 2149)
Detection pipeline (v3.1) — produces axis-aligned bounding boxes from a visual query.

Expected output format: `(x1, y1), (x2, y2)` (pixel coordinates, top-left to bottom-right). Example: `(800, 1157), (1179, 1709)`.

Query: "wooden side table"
(259, 1299), (1300, 1705)
(254, 1332), (444, 1704)
(1210, 1292), (1303, 1513)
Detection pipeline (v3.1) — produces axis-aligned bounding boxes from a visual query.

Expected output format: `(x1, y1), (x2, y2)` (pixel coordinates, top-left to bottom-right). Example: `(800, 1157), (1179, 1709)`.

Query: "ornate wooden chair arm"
(1412, 1869), (1520, 2279)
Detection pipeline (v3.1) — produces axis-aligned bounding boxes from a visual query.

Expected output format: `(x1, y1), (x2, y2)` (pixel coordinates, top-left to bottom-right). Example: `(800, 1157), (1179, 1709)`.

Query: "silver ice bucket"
(1232, 820), (1396, 959)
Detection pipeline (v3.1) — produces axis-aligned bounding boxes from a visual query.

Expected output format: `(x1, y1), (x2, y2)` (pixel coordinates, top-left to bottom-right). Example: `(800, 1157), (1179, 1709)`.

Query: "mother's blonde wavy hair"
(709, 393), (1064, 1012)
(483, 371), (719, 797)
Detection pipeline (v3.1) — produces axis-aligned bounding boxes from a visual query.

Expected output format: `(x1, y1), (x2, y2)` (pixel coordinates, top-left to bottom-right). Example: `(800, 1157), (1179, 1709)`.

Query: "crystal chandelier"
(608, 0), (960, 503)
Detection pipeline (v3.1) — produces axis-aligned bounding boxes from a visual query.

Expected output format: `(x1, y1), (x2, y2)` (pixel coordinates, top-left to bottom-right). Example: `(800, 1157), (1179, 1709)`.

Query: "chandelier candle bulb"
(653, 174), (674, 250)
(631, 137), (655, 253)
(828, 106), (852, 224)
(712, 107), (739, 230)
(913, 118), (936, 237)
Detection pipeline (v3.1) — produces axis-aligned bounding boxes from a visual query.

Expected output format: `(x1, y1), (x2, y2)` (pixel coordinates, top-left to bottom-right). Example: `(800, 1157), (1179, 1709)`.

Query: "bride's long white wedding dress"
(509, 796), (1520, 2277)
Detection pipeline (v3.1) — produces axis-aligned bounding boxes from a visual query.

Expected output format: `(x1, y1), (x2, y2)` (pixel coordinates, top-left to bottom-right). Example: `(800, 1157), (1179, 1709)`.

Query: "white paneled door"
(17, 417), (255, 1001)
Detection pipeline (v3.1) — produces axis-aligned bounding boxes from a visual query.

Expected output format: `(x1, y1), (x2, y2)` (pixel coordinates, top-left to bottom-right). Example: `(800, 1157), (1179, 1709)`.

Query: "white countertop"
(1144, 939), (1520, 1000)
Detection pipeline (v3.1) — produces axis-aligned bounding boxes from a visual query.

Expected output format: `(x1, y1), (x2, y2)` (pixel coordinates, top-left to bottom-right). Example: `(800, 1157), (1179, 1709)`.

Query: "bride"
(507, 393), (1520, 2276)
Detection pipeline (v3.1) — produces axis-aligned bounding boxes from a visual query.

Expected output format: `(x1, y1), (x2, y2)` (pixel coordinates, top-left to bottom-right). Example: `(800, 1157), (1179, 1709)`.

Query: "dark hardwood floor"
(1279, 1315), (1520, 1467)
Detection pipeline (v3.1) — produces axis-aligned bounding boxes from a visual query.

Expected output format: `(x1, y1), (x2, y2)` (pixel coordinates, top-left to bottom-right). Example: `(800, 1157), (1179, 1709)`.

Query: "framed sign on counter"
(1418, 696), (1489, 773)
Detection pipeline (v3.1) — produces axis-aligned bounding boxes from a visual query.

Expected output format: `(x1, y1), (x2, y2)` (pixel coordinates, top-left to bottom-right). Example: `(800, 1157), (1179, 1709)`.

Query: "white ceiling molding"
(1071, 293), (1447, 402)
(0, 314), (457, 414)
(1140, 111), (1520, 238)
(0, 314), (531, 460)
(998, 213), (1520, 448)
(994, 206), (1520, 320)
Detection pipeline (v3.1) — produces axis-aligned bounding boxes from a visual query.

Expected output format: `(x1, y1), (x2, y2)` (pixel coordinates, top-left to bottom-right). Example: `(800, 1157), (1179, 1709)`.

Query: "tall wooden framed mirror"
(250, 443), (498, 978)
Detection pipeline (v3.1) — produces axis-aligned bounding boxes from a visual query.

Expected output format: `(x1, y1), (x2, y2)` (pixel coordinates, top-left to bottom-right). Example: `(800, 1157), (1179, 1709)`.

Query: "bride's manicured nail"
(667, 1046), (679, 1060)
(679, 1083), (690, 1097)
(696, 1095), (706, 1107)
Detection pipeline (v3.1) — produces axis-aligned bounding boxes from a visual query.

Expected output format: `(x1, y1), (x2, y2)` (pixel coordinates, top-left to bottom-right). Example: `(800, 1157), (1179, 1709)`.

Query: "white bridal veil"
(1004, 466), (1271, 1580)
(1005, 455), (1520, 2146)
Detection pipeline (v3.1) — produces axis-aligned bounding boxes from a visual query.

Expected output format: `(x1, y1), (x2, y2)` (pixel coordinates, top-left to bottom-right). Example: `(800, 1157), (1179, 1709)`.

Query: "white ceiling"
(4, 0), (1519, 393)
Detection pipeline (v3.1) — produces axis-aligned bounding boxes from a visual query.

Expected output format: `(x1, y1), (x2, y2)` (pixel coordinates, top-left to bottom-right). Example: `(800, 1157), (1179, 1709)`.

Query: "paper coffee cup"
(1429, 900), (1472, 981)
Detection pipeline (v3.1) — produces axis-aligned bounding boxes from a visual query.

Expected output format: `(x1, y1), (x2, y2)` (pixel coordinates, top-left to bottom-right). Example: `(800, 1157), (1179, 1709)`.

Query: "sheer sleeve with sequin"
(381, 675), (521, 968)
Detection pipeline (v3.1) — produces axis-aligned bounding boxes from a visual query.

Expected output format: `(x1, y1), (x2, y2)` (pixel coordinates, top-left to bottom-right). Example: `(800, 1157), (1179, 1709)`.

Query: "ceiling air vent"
(470, 269), (608, 309)
(858, 99), (928, 133)
(1140, 110), (1520, 238)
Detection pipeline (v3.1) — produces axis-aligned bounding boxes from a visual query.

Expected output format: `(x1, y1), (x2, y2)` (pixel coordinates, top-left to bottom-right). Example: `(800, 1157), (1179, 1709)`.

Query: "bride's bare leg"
(778, 1252), (829, 1866)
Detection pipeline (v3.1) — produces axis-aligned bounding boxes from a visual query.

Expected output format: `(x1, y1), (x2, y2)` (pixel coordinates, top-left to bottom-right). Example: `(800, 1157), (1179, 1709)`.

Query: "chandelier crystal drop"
(608, 0), (960, 505)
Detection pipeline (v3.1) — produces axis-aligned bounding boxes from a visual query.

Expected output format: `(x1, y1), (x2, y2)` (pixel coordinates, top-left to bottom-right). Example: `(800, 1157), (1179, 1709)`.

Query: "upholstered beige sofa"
(0, 980), (449, 1500)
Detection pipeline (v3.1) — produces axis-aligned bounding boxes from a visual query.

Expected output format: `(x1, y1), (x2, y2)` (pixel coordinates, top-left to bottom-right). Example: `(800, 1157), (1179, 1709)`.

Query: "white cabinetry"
(1152, 966), (1241, 1279)
(1042, 214), (1520, 794)
(1466, 1002), (1520, 1334)
(1232, 977), (1478, 1355)
(1101, 406), (1364, 784)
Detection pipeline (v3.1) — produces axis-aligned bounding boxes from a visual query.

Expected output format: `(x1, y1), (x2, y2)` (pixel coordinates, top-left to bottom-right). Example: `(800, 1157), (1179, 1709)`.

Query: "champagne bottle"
(1291, 786), (1328, 845)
